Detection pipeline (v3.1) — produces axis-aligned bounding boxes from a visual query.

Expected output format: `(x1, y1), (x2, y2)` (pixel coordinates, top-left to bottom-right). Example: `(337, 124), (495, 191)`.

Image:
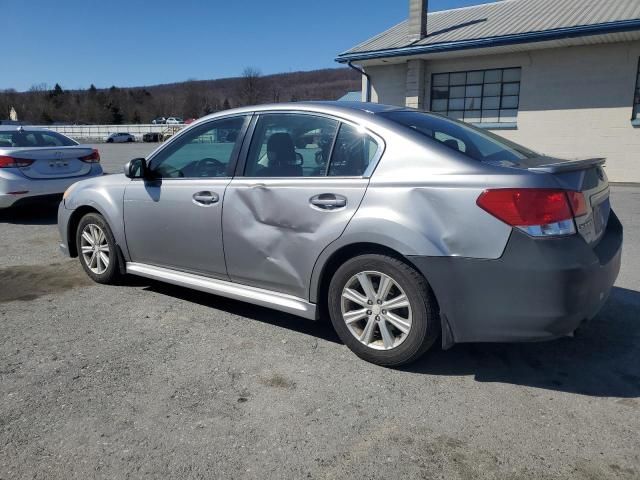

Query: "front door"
(223, 112), (381, 298)
(123, 115), (250, 278)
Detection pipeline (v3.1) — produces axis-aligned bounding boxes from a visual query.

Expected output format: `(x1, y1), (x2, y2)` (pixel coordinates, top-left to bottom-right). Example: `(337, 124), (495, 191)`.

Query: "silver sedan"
(0, 126), (103, 209)
(58, 102), (622, 367)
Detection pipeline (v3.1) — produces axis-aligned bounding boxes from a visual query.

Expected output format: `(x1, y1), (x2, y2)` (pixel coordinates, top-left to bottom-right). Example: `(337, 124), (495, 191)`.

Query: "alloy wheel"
(80, 223), (110, 275)
(340, 271), (412, 350)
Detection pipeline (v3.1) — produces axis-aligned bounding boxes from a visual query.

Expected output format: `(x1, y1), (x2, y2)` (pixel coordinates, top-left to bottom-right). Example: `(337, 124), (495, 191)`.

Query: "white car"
(0, 126), (102, 209)
(105, 132), (135, 143)
(165, 117), (183, 125)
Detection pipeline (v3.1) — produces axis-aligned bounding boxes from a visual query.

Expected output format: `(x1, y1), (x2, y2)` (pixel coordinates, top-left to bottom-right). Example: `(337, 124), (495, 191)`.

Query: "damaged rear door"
(222, 112), (381, 299)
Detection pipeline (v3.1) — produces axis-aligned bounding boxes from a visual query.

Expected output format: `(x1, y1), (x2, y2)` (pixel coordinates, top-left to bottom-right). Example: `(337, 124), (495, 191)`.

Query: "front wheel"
(328, 254), (440, 367)
(76, 213), (122, 284)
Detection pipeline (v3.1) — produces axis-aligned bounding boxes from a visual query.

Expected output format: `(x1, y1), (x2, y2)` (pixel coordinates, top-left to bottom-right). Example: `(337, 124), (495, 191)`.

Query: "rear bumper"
(0, 165), (103, 209)
(410, 211), (623, 345)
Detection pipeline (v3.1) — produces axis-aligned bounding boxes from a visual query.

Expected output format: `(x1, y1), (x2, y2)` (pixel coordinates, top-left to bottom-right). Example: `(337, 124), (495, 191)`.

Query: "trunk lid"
(11, 146), (94, 179)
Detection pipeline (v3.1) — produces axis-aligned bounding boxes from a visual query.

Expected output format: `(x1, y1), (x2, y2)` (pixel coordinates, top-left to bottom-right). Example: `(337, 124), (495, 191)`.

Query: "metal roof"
(337, 0), (640, 62)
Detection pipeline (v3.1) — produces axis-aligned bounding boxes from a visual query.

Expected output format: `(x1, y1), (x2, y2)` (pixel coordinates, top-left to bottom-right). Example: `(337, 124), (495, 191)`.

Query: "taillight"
(477, 188), (576, 237)
(566, 191), (588, 217)
(80, 149), (100, 163)
(0, 155), (34, 168)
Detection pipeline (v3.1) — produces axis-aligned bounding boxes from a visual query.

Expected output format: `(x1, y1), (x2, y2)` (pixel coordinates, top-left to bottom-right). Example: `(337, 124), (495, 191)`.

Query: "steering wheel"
(196, 158), (225, 177)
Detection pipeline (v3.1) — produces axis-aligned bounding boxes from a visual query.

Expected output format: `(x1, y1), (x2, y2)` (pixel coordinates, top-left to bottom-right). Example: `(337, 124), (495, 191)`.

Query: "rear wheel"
(76, 213), (121, 284)
(328, 254), (440, 367)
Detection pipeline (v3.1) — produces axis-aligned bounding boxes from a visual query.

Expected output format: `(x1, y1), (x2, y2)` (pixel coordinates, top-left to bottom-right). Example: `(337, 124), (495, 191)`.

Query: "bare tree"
(237, 67), (265, 106)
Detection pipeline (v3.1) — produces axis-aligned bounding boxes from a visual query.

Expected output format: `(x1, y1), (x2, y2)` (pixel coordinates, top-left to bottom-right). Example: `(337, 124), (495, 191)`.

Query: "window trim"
(144, 114), (252, 180)
(430, 66), (522, 125)
(631, 57), (640, 122)
(234, 110), (385, 179)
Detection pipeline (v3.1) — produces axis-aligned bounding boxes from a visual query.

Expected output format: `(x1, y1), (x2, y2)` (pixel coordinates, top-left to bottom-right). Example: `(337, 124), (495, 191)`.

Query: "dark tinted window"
(0, 130), (77, 147)
(328, 123), (378, 176)
(381, 110), (538, 167)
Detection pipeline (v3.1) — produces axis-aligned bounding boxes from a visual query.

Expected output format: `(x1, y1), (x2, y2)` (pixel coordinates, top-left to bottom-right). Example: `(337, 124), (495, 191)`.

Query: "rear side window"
(328, 123), (379, 176)
(380, 110), (537, 167)
(0, 130), (76, 147)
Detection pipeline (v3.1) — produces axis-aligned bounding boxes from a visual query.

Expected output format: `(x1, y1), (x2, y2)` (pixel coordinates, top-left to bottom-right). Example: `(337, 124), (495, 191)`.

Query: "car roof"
(0, 125), (51, 132)
(196, 101), (406, 125)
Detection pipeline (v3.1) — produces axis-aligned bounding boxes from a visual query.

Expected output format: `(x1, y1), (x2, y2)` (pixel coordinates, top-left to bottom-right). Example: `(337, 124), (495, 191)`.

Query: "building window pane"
(465, 97), (481, 110)
(500, 109), (518, 123)
(449, 86), (466, 98)
(503, 68), (521, 82)
(430, 67), (521, 124)
(449, 98), (465, 110)
(465, 85), (482, 97)
(485, 69), (502, 83)
(502, 83), (520, 96)
(433, 74), (449, 86)
(482, 110), (500, 123)
(464, 111), (481, 123)
(450, 72), (467, 85)
(482, 97), (501, 109)
(432, 87), (449, 99)
(432, 99), (448, 111)
(483, 83), (501, 96)
(467, 71), (484, 84)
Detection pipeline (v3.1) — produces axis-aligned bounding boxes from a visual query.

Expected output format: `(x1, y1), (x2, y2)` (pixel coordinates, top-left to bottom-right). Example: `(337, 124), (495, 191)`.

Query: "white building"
(336, 0), (640, 183)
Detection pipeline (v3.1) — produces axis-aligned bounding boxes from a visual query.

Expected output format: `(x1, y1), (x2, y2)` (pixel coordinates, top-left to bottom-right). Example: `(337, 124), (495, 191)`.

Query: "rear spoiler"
(528, 157), (606, 173)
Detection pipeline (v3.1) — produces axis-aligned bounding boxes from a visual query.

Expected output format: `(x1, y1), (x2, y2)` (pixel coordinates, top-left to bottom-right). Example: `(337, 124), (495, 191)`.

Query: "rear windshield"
(380, 110), (538, 166)
(0, 130), (77, 148)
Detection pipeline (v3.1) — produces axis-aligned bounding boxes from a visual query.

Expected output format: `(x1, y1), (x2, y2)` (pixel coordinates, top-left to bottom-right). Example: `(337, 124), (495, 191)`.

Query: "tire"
(75, 212), (122, 284)
(327, 254), (440, 367)
(106, 139), (113, 143)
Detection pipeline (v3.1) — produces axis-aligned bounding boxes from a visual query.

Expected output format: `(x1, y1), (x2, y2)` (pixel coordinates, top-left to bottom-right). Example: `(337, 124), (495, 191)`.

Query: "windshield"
(380, 110), (539, 167)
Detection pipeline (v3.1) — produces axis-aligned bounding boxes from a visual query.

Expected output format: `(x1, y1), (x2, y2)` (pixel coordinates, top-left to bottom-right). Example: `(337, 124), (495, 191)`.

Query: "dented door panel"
(222, 178), (368, 298)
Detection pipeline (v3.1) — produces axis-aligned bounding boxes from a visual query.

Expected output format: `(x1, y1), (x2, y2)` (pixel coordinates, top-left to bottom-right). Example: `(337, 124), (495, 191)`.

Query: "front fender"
(62, 175), (129, 260)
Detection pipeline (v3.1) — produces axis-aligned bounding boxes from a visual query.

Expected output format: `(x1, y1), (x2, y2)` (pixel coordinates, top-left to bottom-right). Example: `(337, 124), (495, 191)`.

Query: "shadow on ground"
(407, 287), (640, 398)
(0, 201), (59, 225)
(138, 277), (640, 398)
(137, 278), (341, 345)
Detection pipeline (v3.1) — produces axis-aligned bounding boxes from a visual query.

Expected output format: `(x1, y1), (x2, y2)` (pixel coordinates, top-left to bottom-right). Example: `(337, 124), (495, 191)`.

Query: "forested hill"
(0, 67), (360, 125)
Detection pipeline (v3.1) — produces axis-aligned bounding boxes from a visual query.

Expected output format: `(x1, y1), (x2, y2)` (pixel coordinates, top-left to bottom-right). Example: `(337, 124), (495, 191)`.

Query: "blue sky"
(3, 0), (495, 91)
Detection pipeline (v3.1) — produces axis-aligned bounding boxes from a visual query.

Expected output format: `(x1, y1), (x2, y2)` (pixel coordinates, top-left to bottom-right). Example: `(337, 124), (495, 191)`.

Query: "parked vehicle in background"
(58, 102), (622, 367)
(165, 117), (184, 125)
(143, 132), (161, 143)
(151, 117), (166, 124)
(0, 126), (102, 209)
(184, 118), (197, 125)
(105, 133), (135, 143)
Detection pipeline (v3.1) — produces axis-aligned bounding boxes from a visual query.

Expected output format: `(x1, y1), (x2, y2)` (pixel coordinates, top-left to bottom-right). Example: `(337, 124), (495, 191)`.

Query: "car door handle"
(192, 191), (219, 205)
(310, 194), (347, 210)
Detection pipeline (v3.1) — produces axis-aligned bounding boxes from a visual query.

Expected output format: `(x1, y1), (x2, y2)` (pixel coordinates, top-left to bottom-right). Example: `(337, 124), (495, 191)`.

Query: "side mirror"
(124, 158), (147, 179)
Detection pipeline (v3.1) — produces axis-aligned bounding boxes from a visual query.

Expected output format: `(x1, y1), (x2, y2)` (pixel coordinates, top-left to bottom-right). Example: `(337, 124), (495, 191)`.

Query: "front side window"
(431, 67), (521, 124)
(149, 116), (248, 178)
(244, 114), (339, 177)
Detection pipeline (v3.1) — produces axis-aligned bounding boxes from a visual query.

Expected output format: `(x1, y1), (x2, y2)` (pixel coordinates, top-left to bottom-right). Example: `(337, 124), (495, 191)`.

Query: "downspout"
(347, 61), (371, 102)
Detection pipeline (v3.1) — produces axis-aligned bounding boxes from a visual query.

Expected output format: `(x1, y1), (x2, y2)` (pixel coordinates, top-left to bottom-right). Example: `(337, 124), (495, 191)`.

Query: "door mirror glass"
(124, 158), (147, 179)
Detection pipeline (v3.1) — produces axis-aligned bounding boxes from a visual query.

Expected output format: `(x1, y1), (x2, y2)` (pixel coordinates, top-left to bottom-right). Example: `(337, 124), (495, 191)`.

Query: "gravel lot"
(1, 146), (639, 479)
